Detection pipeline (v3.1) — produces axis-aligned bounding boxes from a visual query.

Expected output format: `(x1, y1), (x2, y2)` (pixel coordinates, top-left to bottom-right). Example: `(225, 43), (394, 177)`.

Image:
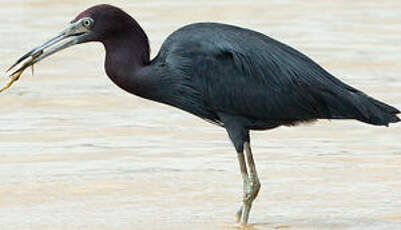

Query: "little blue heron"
(7, 4), (400, 226)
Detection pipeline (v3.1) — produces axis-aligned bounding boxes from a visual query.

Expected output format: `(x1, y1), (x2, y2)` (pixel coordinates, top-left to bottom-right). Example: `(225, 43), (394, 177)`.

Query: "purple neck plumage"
(102, 20), (150, 94)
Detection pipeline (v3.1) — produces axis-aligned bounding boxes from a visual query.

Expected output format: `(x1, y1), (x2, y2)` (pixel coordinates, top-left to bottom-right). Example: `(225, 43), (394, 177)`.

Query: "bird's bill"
(6, 17), (92, 77)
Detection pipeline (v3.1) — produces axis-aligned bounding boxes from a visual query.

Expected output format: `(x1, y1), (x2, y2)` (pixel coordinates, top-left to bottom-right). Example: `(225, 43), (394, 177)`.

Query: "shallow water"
(0, 0), (401, 229)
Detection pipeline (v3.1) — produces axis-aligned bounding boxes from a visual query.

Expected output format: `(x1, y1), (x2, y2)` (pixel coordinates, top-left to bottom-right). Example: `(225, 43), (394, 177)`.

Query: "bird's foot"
(236, 180), (261, 225)
(236, 206), (243, 223)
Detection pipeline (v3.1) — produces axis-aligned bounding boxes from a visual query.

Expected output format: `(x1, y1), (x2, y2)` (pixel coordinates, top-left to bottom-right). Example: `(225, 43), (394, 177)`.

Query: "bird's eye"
(82, 18), (93, 28)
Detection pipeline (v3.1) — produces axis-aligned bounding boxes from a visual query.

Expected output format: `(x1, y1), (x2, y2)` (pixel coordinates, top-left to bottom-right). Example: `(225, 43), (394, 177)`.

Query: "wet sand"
(0, 0), (401, 229)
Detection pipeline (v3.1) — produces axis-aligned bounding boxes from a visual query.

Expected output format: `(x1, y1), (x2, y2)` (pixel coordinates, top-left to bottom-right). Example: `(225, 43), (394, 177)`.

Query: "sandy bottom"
(0, 0), (401, 229)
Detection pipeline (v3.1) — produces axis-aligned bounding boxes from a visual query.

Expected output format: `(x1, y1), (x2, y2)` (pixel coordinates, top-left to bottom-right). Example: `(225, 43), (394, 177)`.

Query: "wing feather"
(161, 23), (399, 127)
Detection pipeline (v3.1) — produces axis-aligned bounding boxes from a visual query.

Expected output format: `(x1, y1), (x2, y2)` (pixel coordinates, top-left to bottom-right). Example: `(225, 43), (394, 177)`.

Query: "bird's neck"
(102, 25), (151, 95)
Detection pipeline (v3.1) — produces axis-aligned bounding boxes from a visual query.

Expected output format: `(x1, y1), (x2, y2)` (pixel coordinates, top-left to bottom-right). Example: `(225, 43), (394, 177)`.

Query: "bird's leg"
(236, 141), (261, 225)
(235, 151), (249, 223)
(245, 142), (261, 198)
(220, 119), (257, 225)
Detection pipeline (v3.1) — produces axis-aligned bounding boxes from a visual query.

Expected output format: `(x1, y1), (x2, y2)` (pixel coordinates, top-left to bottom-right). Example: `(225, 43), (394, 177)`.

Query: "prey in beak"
(1, 17), (93, 93)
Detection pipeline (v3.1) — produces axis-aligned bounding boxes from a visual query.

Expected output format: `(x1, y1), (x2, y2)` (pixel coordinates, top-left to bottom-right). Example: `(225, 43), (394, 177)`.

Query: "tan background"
(0, 0), (400, 229)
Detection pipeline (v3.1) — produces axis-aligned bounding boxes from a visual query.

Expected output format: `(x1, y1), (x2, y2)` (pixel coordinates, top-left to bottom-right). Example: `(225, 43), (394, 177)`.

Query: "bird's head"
(6, 4), (138, 78)
(71, 4), (140, 42)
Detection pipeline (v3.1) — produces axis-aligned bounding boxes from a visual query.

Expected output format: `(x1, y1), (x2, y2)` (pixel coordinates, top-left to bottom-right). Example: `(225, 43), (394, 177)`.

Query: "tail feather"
(344, 91), (400, 126)
(314, 87), (400, 126)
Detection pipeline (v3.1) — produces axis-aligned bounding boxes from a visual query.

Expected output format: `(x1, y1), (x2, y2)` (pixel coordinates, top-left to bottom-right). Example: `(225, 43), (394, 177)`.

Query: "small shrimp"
(30, 50), (43, 76)
(0, 56), (36, 93)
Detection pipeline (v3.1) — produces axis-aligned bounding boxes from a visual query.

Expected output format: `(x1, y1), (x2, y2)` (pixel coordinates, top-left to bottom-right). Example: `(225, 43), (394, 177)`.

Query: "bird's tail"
(329, 90), (400, 126)
(352, 93), (400, 126)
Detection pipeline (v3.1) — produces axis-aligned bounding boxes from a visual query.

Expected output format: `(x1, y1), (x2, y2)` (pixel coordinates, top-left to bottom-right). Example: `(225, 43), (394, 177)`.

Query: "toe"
(236, 206), (243, 223)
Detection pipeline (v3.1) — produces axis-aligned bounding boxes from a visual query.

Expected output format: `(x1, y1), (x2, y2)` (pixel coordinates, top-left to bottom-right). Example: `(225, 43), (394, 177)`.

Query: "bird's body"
(110, 21), (399, 130)
(7, 4), (400, 226)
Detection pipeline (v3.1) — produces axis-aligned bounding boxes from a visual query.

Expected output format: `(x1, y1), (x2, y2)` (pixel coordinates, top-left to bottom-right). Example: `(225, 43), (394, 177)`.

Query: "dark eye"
(82, 19), (92, 28)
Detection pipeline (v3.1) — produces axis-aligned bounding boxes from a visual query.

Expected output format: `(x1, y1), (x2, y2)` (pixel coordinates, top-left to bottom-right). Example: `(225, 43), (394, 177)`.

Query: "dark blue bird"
(7, 4), (400, 225)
